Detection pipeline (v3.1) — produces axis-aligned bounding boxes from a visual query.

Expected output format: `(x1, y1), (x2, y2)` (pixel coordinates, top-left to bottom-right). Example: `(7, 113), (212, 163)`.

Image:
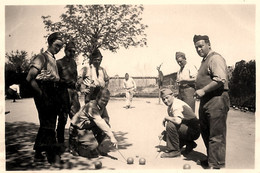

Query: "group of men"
(25, 32), (229, 169)
(26, 32), (117, 167)
(159, 35), (229, 169)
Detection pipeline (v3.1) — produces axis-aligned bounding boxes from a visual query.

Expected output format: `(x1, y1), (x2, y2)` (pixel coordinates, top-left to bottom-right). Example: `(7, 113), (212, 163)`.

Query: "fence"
(108, 73), (178, 97)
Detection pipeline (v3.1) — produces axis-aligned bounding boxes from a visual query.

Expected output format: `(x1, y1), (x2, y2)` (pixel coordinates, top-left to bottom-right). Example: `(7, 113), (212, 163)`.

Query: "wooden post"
(157, 63), (163, 104)
(158, 85), (161, 104)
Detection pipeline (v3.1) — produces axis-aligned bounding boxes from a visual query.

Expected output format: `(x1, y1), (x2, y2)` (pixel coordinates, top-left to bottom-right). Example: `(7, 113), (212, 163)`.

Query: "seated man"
(159, 88), (200, 158)
(69, 88), (117, 158)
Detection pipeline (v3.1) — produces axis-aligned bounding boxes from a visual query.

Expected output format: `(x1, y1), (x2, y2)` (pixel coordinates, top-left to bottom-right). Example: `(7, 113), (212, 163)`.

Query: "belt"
(203, 89), (229, 99)
(36, 80), (59, 88)
(179, 84), (195, 89)
(58, 82), (76, 89)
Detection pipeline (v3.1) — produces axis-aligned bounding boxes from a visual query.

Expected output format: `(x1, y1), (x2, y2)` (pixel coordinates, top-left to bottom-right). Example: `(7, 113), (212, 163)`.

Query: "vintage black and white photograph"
(1, 0), (258, 172)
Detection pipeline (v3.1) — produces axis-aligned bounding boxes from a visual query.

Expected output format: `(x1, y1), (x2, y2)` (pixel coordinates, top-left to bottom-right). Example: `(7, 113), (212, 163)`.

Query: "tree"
(5, 50), (30, 73)
(229, 60), (255, 111)
(42, 5), (148, 62)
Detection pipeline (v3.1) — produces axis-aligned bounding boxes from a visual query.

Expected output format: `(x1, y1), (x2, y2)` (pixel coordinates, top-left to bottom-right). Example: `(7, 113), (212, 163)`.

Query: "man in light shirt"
(159, 88), (200, 158)
(175, 52), (197, 112)
(123, 73), (136, 109)
(7, 84), (21, 102)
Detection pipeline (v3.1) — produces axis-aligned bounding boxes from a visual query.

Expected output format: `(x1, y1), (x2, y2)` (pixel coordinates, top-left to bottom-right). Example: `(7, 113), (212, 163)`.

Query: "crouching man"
(160, 88), (200, 158)
(69, 88), (118, 158)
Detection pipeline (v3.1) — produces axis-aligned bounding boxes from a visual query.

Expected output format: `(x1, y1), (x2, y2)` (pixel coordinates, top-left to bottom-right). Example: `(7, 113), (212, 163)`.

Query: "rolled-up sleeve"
(208, 55), (228, 84)
(30, 54), (45, 71)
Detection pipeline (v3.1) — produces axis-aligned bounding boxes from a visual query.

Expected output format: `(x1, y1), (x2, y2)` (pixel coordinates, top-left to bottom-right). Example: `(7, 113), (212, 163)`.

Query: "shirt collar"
(203, 50), (214, 61)
(46, 50), (55, 59)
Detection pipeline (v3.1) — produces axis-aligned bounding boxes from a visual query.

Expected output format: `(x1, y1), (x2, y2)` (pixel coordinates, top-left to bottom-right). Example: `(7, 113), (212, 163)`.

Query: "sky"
(3, 2), (256, 77)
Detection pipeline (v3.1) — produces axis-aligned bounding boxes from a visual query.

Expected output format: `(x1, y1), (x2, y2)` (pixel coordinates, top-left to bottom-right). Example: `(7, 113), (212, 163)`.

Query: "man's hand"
(171, 116), (182, 125)
(110, 137), (118, 149)
(81, 88), (91, 95)
(162, 118), (167, 127)
(194, 89), (205, 99)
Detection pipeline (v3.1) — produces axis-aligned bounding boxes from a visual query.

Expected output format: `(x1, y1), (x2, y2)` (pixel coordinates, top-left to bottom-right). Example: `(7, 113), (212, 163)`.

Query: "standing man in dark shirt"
(193, 35), (230, 169)
(56, 41), (80, 145)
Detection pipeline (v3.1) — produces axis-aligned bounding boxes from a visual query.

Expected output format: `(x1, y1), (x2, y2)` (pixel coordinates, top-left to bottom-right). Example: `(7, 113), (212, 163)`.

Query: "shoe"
(196, 159), (209, 168)
(160, 151), (181, 158)
(98, 149), (108, 156)
(34, 152), (45, 162)
(183, 142), (197, 155)
(158, 130), (166, 141)
(51, 155), (62, 168)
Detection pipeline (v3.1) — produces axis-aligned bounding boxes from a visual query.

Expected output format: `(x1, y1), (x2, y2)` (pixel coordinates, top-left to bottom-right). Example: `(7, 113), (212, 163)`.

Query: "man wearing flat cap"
(159, 88), (200, 158)
(175, 51), (197, 112)
(56, 41), (81, 150)
(193, 35), (230, 169)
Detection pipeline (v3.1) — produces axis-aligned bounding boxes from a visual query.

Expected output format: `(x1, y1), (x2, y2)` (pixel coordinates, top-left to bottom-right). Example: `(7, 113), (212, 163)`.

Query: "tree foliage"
(42, 5), (148, 61)
(5, 50), (30, 73)
(229, 60), (255, 110)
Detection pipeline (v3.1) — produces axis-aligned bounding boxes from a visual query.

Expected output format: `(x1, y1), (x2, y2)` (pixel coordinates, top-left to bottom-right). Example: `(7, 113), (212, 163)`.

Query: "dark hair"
(89, 49), (103, 64)
(47, 32), (63, 46)
(96, 88), (110, 100)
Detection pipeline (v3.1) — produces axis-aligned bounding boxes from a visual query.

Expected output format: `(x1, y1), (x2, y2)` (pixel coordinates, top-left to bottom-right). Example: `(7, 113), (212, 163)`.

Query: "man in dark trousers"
(159, 88), (200, 158)
(193, 35), (230, 169)
(56, 41), (81, 146)
(26, 32), (64, 167)
(175, 52), (197, 112)
(70, 88), (118, 158)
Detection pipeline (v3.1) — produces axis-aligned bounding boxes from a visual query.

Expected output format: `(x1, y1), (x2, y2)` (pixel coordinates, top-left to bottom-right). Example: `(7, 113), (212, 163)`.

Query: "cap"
(65, 41), (76, 50)
(193, 35), (210, 43)
(91, 49), (102, 58)
(160, 88), (173, 98)
(47, 32), (63, 45)
(175, 52), (186, 59)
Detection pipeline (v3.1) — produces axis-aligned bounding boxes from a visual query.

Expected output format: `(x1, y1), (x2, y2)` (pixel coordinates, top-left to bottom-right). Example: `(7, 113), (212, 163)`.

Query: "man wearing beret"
(159, 88), (200, 158)
(175, 52), (197, 112)
(56, 41), (81, 148)
(193, 35), (230, 169)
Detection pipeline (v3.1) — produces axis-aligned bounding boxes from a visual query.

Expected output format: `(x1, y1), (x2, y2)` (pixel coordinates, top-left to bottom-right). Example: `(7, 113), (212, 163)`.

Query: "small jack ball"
(183, 164), (191, 169)
(94, 161), (102, 169)
(139, 158), (146, 165)
(127, 157), (134, 164)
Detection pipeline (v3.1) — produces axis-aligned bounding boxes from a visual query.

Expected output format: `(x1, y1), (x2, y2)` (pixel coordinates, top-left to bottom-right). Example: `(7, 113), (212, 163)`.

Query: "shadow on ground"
(5, 122), (131, 170)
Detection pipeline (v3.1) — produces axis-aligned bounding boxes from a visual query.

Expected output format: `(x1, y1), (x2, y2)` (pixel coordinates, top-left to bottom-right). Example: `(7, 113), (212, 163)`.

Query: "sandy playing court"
(5, 96), (255, 170)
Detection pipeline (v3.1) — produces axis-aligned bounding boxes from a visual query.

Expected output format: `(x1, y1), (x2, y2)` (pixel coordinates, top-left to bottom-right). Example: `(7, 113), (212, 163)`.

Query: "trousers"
(165, 120), (200, 152)
(199, 91), (230, 168)
(178, 86), (196, 112)
(57, 87), (80, 143)
(33, 82), (60, 154)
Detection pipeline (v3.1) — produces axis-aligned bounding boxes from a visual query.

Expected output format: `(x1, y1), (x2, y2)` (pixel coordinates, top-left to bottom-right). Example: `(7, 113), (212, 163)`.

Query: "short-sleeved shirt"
(30, 51), (60, 82)
(57, 56), (78, 84)
(71, 100), (108, 130)
(195, 50), (229, 90)
(176, 62), (197, 82)
(123, 77), (136, 90)
(167, 98), (198, 125)
(79, 64), (109, 88)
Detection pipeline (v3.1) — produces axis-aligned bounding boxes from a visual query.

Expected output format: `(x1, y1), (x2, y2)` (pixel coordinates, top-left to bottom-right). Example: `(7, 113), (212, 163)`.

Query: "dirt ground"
(4, 96), (256, 171)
